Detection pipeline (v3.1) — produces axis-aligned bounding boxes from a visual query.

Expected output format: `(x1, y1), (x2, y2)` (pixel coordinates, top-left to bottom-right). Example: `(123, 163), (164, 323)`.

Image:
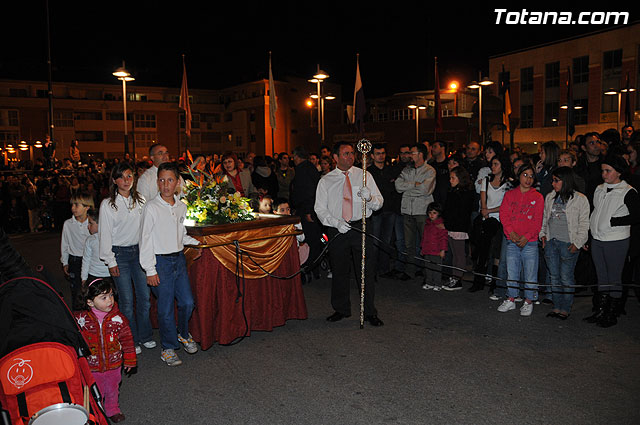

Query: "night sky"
(1, 2), (634, 98)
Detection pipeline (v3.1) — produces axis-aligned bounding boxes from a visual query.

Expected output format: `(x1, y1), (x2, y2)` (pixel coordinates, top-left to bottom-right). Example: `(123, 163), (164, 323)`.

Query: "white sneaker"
(520, 302), (534, 316)
(422, 283), (435, 290)
(327, 271), (333, 279)
(161, 349), (182, 366)
(177, 333), (198, 354)
(135, 345), (142, 355)
(489, 294), (500, 301)
(497, 299), (516, 312)
(432, 286), (442, 292)
(142, 340), (157, 349)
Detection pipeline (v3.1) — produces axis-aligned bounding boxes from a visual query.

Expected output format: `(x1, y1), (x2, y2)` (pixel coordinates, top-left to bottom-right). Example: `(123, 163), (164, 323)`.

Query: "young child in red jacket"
(421, 202), (449, 291)
(74, 278), (136, 423)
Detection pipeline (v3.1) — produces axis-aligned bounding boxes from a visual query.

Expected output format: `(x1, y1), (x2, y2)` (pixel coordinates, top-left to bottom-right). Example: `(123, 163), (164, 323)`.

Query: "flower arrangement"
(182, 172), (255, 226)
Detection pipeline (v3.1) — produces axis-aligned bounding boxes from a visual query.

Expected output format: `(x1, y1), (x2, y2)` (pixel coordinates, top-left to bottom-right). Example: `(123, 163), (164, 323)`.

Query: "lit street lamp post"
(605, 87), (636, 131)
(309, 66), (330, 142)
(468, 77), (494, 143)
(113, 61), (135, 157)
(408, 104), (426, 143)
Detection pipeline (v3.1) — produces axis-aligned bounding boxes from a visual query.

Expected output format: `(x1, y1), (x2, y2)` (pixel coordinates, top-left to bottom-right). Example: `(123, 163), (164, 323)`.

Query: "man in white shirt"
(137, 143), (170, 202)
(314, 141), (385, 326)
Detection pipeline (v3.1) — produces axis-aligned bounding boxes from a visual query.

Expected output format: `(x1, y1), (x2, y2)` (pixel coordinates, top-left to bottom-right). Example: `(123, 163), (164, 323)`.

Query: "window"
(75, 131), (103, 141)
(36, 89), (49, 98)
(134, 133), (157, 148)
(53, 111), (74, 128)
(544, 102), (559, 127)
(106, 131), (124, 143)
(602, 49), (623, 113)
(521, 67), (533, 92)
(74, 111), (102, 120)
(545, 62), (560, 88)
(603, 49), (622, 74)
(0, 110), (19, 127)
(573, 99), (588, 125)
(127, 93), (148, 102)
(391, 109), (412, 121)
(201, 113), (220, 130)
(573, 56), (589, 84)
(520, 105), (533, 128)
(106, 112), (133, 121)
(9, 88), (27, 97)
(0, 131), (19, 143)
(134, 113), (156, 128)
(235, 135), (242, 147)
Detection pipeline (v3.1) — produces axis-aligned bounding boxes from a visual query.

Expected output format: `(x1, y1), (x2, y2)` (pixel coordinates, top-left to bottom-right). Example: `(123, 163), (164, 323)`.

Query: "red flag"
(434, 57), (443, 133)
(179, 56), (192, 137)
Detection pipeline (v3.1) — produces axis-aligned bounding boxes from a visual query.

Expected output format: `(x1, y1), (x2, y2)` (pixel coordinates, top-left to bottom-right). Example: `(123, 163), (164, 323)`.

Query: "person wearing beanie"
(586, 154), (640, 327)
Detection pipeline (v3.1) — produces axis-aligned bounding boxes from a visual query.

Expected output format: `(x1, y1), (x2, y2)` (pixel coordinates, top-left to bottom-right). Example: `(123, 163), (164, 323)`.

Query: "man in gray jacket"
(395, 143), (436, 278)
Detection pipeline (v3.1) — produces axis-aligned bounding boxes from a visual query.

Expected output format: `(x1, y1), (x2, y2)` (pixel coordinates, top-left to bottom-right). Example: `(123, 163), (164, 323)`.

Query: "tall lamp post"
(113, 61), (135, 157)
(468, 77), (494, 143)
(604, 86), (636, 131)
(309, 66), (330, 141)
(408, 104), (426, 143)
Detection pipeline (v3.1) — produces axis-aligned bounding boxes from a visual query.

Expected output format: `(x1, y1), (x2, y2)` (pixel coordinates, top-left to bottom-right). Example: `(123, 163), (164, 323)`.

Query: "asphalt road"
(7, 232), (640, 425)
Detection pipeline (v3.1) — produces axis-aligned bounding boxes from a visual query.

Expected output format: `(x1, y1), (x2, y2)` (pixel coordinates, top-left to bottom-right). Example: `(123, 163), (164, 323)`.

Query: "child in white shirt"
(81, 210), (111, 285)
(139, 162), (201, 367)
(61, 192), (94, 309)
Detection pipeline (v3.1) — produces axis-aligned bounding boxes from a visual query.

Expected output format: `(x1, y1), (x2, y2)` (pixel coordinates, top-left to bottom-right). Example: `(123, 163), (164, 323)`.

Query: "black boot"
(597, 296), (620, 328)
(584, 293), (607, 323)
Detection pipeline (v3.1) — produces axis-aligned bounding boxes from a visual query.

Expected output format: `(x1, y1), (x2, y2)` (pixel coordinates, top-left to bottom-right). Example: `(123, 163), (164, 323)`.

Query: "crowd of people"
(2, 126), (639, 421)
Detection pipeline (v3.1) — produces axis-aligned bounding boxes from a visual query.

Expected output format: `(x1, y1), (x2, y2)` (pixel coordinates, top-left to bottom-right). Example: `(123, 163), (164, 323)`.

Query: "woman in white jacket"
(539, 167), (590, 319)
(586, 155), (640, 327)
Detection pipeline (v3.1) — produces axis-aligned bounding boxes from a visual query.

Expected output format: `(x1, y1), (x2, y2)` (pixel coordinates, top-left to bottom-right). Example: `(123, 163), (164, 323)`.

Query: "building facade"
(0, 77), (342, 164)
(488, 23), (639, 149)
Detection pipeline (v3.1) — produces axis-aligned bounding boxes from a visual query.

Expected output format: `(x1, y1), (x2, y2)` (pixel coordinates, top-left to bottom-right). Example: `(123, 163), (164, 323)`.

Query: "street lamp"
(113, 61), (135, 157)
(468, 77), (494, 143)
(448, 81), (459, 117)
(408, 104), (427, 143)
(309, 66), (330, 141)
(604, 87), (636, 131)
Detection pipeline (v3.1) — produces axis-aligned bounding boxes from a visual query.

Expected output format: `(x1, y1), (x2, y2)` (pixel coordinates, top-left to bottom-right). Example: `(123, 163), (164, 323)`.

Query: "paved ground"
(7, 232), (640, 425)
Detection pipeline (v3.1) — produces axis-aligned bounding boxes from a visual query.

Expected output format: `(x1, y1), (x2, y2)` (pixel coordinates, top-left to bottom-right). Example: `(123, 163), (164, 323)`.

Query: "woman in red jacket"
(497, 163), (544, 317)
(75, 278), (136, 423)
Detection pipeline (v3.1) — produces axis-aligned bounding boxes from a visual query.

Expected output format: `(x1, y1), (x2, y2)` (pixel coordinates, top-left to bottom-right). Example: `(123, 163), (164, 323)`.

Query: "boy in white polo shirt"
(139, 162), (201, 366)
(61, 192), (94, 309)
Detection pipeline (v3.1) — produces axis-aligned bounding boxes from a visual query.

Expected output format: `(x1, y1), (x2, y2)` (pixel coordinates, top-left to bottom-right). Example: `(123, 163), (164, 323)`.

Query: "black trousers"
(326, 222), (377, 317)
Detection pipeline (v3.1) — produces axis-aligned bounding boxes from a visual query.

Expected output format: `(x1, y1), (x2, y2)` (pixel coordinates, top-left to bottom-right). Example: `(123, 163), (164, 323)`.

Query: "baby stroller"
(0, 228), (110, 425)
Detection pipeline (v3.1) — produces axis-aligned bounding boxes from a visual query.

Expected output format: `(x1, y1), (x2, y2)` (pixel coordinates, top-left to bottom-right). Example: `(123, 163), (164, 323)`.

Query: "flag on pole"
(434, 57), (442, 133)
(179, 56), (192, 137)
(500, 65), (512, 133)
(352, 54), (365, 135)
(566, 66), (575, 137)
(624, 73), (633, 127)
(269, 52), (277, 130)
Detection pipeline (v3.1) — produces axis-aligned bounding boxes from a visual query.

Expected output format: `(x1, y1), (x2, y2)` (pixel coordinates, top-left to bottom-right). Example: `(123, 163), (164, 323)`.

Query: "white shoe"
(135, 345), (142, 355)
(489, 294), (500, 301)
(514, 296), (523, 302)
(327, 271), (333, 279)
(177, 333), (199, 354)
(422, 283), (435, 290)
(497, 299), (516, 312)
(520, 302), (534, 316)
(142, 340), (157, 349)
(161, 349), (183, 366)
(432, 286), (442, 292)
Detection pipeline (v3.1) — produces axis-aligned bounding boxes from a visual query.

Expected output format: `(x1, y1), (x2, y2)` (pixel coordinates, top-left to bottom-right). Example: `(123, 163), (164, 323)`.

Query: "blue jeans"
(506, 240), (538, 301)
(151, 252), (195, 350)
(544, 238), (579, 314)
(112, 245), (152, 344)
